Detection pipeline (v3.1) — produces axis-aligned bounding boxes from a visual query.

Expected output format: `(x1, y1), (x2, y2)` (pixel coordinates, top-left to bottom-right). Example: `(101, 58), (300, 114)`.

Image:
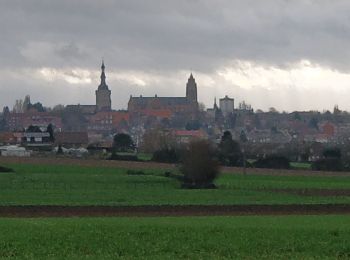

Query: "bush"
(113, 133), (135, 153)
(323, 148), (341, 159)
(152, 148), (180, 163)
(253, 156), (290, 169)
(0, 166), (14, 173)
(311, 158), (343, 172)
(109, 154), (139, 161)
(180, 140), (220, 189)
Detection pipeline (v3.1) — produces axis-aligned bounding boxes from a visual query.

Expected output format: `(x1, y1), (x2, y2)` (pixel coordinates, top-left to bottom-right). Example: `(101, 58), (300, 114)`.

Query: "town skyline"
(2, 61), (348, 114)
(3, 1), (350, 112)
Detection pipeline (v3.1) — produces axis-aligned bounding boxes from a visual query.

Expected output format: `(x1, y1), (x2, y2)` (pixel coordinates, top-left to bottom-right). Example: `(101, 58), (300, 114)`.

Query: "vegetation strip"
(1, 204), (350, 217)
(1, 156), (350, 176)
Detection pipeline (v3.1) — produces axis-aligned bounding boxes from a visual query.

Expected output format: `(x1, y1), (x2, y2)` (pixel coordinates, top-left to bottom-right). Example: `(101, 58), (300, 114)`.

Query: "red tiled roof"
(140, 109), (173, 119)
(112, 112), (129, 125)
(173, 130), (206, 138)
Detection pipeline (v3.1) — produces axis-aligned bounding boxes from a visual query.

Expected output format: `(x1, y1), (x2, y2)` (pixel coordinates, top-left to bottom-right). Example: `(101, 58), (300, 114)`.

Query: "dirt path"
(1, 204), (350, 217)
(1, 156), (350, 177)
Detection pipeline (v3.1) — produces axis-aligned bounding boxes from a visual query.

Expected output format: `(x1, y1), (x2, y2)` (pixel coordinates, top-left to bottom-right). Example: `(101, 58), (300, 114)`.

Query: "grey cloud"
(54, 42), (87, 60)
(1, 0), (350, 111)
(2, 0), (350, 71)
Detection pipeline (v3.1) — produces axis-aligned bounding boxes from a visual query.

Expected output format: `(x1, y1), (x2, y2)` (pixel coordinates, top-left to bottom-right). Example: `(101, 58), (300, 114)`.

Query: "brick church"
(127, 73), (199, 115)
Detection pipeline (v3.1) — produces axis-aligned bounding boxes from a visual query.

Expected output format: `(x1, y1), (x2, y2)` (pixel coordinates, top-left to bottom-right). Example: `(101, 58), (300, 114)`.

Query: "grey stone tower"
(96, 61), (112, 111)
(186, 73), (197, 103)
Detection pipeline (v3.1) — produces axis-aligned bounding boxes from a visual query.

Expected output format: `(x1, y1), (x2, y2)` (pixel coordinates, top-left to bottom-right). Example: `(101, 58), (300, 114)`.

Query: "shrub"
(113, 133), (135, 153)
(253, 155), (290, 169)
(0, 166), (14, 173)
(323, 148), (341, 159)
(152, 148), (180, 163)
(109, 154), (139, 161)
(311, 158), (343, 172)
(180, 140), (220, 189)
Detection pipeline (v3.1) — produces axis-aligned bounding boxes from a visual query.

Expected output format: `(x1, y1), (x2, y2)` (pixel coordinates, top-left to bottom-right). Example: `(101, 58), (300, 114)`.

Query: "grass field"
(291, 162), (312, 170)
(0, 215), (349, 259)
(1, 163), (350, 206)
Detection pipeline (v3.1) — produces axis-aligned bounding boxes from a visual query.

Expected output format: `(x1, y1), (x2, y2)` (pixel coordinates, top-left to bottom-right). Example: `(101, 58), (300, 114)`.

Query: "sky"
(2, 0), (350, 112)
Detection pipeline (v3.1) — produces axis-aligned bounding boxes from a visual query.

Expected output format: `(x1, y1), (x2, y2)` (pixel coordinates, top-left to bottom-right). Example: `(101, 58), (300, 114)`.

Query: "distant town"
(0, 61), (349, 161)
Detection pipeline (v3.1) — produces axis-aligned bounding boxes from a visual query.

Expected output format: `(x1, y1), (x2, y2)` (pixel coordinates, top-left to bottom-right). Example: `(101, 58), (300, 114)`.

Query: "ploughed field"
(1, 215), (350, 259)
(1, 162), (350, 207)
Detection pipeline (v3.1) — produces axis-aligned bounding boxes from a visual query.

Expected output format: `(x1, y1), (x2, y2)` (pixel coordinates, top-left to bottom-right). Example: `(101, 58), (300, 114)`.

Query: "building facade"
(128, 73), (199, 115)
(219, 95), (234, 117)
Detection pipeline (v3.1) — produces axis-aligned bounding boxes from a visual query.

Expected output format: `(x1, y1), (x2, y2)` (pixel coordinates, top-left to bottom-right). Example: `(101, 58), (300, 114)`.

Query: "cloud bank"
(1, 0), (350, 111)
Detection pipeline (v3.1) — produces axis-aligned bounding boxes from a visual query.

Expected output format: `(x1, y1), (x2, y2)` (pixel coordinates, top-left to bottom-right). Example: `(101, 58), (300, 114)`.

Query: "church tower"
(96, 61), (111, 111)
(186, 73), (198, 103)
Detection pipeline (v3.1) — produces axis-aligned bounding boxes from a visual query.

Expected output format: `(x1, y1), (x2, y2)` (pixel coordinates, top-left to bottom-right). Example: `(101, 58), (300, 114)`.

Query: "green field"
(0, 215), (349, 259)
(291, 162), (312, 170)
(1, 163), (350, 206)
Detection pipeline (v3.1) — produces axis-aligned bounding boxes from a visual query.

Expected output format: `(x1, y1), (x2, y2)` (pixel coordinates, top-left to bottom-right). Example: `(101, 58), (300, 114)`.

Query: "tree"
(47, 124), (55, 142)
(253, 155), (290, 169)
(198, 102), (206, 112)
(293, 112), (301, 120)
(140, 128), (176, 153)
(113, 133), (135, 153)
(218, 131), (242, 166)
(181, 140), (220, 189)
(269, 107), (278, 113)
(309, 117), (319, 130)
(28, 102), (45, 112)
(52, 104), (65, 112)
(185, 120), (201, 130)
(239, 130), (248, 175)
(239, 130), (248, 143)
(26, 125), (42, 133)
(323, 148), (341, 159)
(152, 147), (180, 163)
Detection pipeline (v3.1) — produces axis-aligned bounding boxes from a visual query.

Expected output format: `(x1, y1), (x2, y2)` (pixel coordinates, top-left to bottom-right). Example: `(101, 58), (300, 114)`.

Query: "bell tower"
(95, 60), (112, 111)
(186, 73), (197, 103)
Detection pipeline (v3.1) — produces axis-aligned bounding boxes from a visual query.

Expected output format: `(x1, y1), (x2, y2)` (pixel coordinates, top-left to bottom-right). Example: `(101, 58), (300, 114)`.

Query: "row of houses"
(0, 132), (88, 148)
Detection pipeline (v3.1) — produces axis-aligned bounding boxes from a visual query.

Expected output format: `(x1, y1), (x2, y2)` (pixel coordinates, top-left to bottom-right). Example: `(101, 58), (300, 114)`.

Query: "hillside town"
(1, 61), (350, 160)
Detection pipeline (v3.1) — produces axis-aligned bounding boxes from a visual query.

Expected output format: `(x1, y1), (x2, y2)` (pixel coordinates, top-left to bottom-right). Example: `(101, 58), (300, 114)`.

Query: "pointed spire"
(98, 60), (109, 90)
(100, 60), (106, 86)
(214, 97), (218, 109)
(101, 59), (105, 73)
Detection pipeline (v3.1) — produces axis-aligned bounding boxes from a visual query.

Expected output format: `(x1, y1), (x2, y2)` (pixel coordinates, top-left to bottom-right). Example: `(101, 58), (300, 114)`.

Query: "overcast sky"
(2, 0), (350, 112)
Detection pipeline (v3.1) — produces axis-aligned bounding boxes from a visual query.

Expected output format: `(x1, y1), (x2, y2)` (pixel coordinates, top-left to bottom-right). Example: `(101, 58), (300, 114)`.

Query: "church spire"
(98, 60), (108, 90)
(96, 60), (111, 111)
(214, 97), (218, 109)
(100, 60), (106, 86)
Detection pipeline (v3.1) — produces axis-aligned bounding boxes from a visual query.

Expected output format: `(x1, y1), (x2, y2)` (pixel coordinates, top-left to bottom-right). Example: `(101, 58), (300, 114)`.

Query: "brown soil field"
(1, 156), (350, 177)
(0, 204), (350, 218)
